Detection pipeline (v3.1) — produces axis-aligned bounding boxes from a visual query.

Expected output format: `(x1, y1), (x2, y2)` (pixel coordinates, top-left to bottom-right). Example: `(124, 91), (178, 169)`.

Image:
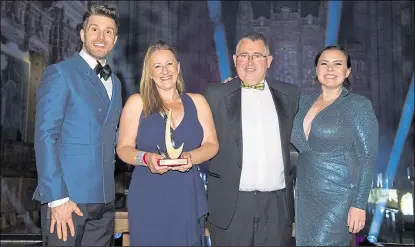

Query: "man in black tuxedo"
(204, 32), (299, 245)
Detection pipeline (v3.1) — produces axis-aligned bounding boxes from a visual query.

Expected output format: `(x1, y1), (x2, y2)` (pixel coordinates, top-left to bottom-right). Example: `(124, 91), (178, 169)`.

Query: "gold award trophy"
(157, 109), (188, 166)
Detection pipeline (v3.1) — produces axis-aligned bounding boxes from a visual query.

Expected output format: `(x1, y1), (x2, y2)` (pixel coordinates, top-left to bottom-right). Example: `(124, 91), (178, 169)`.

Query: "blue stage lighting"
(368, 74), (414, 243)
(207, 1), (231, 81)
(325, 1), (343, 46)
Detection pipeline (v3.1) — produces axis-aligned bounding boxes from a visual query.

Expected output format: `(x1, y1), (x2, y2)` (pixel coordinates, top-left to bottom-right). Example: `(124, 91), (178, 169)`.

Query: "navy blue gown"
(128, 93), (208, 246)
(291, 87), (378, 246)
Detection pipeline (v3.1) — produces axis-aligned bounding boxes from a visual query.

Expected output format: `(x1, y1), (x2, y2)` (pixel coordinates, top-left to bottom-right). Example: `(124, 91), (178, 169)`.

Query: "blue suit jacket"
(33, 53), (122, 204)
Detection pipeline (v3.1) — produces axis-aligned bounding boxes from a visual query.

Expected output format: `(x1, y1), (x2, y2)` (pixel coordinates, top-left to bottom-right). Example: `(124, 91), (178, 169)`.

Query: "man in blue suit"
(33, 5), (122, 246)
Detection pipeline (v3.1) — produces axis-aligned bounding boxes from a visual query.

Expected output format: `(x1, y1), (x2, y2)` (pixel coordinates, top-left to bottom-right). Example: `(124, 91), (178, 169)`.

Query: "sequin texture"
(291, 87), (379, 246)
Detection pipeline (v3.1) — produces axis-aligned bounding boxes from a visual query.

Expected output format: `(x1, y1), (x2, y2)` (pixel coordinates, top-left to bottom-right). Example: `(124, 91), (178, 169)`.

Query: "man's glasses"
(236, 53), (268, 62)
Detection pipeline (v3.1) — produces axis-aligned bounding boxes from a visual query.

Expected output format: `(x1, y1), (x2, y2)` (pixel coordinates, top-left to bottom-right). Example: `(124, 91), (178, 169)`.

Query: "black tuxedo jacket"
(204, 78), (299, 229)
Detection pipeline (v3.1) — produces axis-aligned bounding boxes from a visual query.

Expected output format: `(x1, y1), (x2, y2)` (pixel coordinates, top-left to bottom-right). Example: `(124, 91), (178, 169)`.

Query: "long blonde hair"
(140, 41), (185, 117)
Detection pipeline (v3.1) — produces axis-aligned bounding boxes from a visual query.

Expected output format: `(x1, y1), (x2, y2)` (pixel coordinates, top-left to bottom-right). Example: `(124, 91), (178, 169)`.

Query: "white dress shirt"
(239, 80), (286, 191)
(48, 49), (113, 207)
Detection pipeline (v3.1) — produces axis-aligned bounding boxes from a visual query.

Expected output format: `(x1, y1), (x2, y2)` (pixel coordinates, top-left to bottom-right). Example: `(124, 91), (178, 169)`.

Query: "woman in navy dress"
(116, 41), (218, 246)
(291, 45), (378, 246)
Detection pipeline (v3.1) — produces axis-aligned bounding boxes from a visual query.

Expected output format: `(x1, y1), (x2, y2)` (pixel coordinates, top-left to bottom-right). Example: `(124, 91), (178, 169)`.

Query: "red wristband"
(142, 152), (148, 166)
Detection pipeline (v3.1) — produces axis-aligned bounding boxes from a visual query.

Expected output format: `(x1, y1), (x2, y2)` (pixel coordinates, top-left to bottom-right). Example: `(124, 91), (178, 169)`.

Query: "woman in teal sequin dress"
(291, 45), (378, 246)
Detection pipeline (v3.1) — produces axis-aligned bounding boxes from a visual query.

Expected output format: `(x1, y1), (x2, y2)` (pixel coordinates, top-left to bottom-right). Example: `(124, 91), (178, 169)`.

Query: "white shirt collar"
(79, 49), (107, 70)
(263, 79), (269, 91)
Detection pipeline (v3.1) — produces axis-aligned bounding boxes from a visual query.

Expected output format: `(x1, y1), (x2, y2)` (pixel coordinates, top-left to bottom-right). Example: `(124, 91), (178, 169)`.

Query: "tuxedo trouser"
(40, 201), (115, 246)
(210, 189), (293, 246)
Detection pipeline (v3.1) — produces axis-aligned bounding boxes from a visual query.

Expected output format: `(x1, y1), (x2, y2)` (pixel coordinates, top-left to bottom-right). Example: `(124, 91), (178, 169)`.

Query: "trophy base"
(157, 158), (188, 166)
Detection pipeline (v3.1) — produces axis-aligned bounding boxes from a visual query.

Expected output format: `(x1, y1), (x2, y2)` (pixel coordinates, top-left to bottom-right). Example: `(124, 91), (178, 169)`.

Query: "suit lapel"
(269, 85), (290, 167)
(104, 74), (120, 123)
(269, 87), (289, 123)
(225, 86), (243, 165)
(74, 54), (110, 109)
(84, 70), (110, 109)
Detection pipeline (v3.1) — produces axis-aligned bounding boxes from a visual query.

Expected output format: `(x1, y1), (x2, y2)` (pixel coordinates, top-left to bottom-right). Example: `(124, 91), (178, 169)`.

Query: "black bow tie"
(94, 61), (112, 80)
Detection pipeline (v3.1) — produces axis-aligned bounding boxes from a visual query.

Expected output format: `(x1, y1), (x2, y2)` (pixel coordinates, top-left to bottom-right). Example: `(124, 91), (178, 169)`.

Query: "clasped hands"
(145, 152), (193, 174)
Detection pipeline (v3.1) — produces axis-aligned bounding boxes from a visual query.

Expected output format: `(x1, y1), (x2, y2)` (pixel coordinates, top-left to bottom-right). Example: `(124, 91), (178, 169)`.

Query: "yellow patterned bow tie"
(241, 83), (265, 91)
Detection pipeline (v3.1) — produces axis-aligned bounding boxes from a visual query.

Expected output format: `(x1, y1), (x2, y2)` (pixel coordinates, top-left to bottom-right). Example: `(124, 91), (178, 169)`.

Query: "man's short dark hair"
(82, 5), (118, 32)
(236, 32), (270, 55)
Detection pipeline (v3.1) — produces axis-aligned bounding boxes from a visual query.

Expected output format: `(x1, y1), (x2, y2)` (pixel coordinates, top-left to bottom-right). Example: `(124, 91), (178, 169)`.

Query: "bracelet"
(135, 151), (147, 166)
(143, 152), (148, 165)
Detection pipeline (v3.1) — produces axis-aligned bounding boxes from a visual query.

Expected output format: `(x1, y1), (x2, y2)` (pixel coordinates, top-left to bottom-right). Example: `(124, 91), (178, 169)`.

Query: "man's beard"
(84, 41), (108, 60)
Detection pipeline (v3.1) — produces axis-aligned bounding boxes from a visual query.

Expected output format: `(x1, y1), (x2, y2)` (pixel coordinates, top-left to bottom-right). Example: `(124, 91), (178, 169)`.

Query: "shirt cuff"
(48, 197), (70, 207)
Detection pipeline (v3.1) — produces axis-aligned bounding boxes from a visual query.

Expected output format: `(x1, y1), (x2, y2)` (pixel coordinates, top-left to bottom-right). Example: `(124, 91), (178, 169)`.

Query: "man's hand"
(347, 207), (366, 234)
(50, 200), (83, 241)
(221, 76), (237, 83)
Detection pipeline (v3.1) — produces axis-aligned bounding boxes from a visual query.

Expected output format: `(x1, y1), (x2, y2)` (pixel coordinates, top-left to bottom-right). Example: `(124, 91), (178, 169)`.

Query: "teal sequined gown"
(291, 87), (378, 246)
